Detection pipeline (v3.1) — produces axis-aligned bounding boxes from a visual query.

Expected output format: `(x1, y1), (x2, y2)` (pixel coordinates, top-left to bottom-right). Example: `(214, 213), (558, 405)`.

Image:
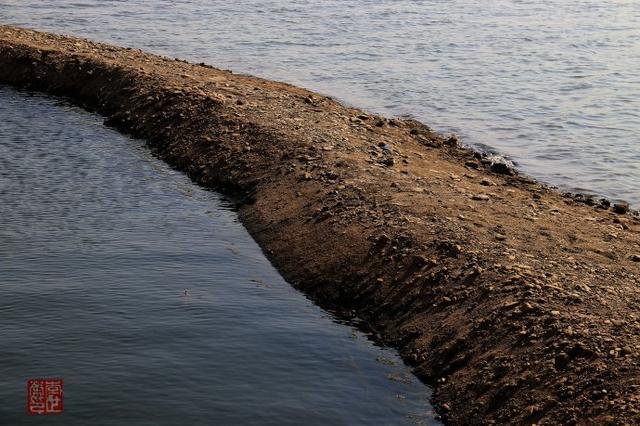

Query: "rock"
(297, 154), (314, 163)
(480, 178), (495, 186)
(302, 172), (312, 180)
(613, 202), (629, 214)
(494, 233), (507, 241)
(412, 255), (432, 268)
(382, 157), (395, 167)
(445, 134), (458, 146)
(631, 254), (640, 262)
(555, 352), (570, 369)
(472, 194), (490, 201)
(322, 171), (339, 180)
(465, 160), (479, 169)
(491, 162), (514, 176)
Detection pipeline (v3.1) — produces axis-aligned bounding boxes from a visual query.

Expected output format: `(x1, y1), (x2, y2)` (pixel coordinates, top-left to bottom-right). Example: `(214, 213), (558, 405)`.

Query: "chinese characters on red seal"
(27, 379), (63, 415)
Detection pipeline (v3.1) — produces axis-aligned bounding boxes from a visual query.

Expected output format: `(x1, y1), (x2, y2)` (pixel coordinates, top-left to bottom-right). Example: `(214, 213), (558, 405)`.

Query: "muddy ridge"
(2, 26), (640, 425)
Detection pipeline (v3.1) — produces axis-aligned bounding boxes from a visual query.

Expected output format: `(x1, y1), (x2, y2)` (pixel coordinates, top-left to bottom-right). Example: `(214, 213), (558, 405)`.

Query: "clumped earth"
(2, 26), (640, 425)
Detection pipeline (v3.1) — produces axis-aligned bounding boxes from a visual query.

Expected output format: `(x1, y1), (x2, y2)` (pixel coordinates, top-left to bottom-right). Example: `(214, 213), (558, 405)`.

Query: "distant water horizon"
(2, 0), (639, 205)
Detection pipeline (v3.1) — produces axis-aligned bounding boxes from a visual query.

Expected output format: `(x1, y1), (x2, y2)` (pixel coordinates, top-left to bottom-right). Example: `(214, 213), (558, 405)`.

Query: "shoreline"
(2, 26), (640, 424)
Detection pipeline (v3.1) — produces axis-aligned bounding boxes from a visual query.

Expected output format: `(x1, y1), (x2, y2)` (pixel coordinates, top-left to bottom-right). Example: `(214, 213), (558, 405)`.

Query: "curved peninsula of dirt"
(2, 26), (640, 425)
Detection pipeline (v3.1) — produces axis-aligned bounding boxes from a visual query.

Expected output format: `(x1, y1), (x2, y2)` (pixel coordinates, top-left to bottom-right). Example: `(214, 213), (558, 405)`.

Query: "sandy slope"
(2, 25), (640, 424)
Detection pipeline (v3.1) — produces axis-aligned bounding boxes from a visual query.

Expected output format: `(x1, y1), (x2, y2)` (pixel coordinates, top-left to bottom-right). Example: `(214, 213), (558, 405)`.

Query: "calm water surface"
(0, 86), (435, 424)
(2, 0), (640, 204)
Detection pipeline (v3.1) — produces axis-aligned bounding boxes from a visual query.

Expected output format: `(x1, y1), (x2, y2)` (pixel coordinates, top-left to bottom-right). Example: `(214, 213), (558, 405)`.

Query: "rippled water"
(2, 0), (640, 204)
(0, 86), (435, 424)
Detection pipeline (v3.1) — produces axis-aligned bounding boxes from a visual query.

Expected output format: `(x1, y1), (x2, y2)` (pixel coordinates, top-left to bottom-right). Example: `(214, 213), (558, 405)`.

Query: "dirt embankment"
(2, 26), (640, 424)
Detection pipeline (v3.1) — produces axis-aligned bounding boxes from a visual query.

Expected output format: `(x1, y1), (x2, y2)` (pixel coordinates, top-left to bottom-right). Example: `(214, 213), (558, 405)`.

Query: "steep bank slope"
(2, 26), (640, 424)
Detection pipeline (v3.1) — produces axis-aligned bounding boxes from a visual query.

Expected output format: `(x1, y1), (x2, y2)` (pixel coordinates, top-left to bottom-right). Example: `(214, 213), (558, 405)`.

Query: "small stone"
(631, 254), (640, 262)
(550, 310), (561, 316)
(503, 301), (519, 309)
(302, 172), (312, 180)
(472, 194), (490, 201)
(491, 162), (514, 175)
(494, 233), (507, 241)
(465, 160), (479, 169)
(613, 202), (629, 214)
(445, 134), (458, 146)
(555, 352), (570, 368)
(480, 178), (495, 186)
(412, 255), (431, 268)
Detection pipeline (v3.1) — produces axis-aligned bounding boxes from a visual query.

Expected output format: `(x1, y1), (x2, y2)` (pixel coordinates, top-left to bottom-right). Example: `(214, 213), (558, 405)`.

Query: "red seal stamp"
(27, 379), (64, 415)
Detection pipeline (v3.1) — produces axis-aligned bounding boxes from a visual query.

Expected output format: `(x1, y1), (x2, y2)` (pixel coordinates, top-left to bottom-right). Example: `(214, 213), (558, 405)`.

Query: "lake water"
(0, 86), (436, 424)
(2, 0), (639, 204)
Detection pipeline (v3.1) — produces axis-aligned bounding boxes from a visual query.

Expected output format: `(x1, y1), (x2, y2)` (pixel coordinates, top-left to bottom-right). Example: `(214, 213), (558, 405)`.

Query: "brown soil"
(2, 25), (640, 425)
